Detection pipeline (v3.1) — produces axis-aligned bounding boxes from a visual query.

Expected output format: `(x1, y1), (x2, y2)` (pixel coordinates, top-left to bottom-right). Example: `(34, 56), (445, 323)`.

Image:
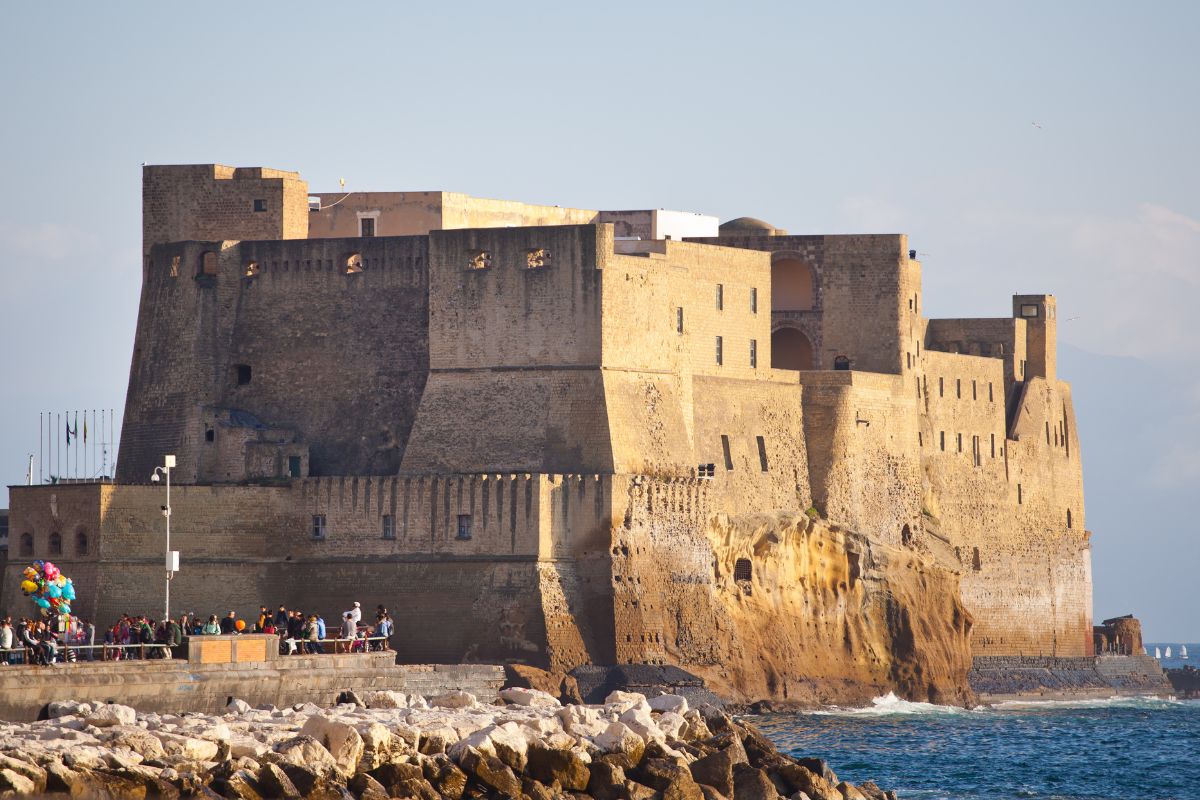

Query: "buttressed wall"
(5, 164), (1095, 705)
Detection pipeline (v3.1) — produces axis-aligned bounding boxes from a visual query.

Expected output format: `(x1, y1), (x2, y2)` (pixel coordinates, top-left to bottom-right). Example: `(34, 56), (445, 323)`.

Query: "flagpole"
(39, 413), (43, 484)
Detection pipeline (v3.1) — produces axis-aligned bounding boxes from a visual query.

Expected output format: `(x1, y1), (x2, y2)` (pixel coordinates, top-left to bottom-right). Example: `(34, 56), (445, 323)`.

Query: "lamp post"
(151, 455), (178, 623)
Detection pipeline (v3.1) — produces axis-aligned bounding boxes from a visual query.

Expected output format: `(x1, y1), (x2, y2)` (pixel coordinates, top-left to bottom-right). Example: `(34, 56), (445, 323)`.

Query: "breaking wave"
(988, 694), (1184, 711)
(807, 692), (978, 716)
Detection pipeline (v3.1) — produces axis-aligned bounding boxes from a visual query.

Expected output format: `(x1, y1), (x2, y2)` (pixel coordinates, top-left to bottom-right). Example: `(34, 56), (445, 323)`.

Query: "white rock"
(603, 690), (647, 711)
(84, 704), (137, 728)
(648, 694), (689, 714)
(430, 691), (476, 709)
(656, 710), (688, 740)
(0, 769), (35, 795)
(273, 735), (338, 774)
(409, 695), (430, 710)
(363, 690), (408, 709)
(594, 721), (645, 757)
(557, 705), (609, 737)
(499, 687), (561, 708)
(619, 705), (666, 745)
(300, 715), (365, 778)
(155, 732), (220, 761)
(227, 698), (252, 715)
(48, 701), (93, 719)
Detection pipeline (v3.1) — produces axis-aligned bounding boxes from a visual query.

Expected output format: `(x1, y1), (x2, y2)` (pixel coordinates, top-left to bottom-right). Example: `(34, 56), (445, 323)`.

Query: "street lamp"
(150, 455), (179, 623)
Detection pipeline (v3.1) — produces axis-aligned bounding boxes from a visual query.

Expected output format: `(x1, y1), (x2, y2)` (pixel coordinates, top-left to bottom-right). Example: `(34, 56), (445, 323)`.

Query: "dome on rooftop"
(719, 217), (786, 236)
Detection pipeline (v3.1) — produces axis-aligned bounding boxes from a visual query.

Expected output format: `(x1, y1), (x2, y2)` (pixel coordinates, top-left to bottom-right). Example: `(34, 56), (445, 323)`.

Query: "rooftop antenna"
(26, 453), (34, 485)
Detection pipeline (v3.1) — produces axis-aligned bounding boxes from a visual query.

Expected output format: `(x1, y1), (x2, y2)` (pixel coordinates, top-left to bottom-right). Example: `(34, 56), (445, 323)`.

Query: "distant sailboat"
(1155, 647), (1162, 659)
(1182, 645), (1189, 659)
(1165, 646), (1173, 658)
(1142, 646), (1148, 655)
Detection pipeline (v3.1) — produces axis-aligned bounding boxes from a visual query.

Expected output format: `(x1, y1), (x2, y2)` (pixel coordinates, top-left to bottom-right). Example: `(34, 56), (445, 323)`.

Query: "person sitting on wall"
(202, 615), (221, 635)
(274, 605), (288, 630)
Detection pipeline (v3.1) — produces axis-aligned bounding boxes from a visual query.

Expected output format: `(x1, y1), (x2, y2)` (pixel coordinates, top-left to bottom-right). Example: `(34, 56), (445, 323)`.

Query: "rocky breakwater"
(0, 688), (895, 800)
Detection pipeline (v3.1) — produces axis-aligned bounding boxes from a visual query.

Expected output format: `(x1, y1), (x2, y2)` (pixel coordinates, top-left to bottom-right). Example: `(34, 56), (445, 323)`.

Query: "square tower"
(1013, 294), (1056, 382)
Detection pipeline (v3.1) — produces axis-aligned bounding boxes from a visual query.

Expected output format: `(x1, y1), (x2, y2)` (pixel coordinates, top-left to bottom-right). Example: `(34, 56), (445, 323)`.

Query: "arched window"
(19, 533), (33, 557)
(345, 253), (363, 273)
(734, 558), (752, 582)
(76, 529), (89, 556)
(49, 532), (62, 556)
(771, 256), (816, 311)
(771, 327), (814, 370)
(199, 251), (218, 276)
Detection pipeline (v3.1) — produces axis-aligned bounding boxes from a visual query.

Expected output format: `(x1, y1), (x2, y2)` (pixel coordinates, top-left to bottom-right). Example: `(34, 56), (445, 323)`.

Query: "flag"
(66, 417), (71, 446)
(84, 413), (88, 444)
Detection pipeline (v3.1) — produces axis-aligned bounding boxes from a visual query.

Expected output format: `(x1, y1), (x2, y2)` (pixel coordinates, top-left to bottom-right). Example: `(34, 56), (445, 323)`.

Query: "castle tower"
(1013, 294), (1056, 381)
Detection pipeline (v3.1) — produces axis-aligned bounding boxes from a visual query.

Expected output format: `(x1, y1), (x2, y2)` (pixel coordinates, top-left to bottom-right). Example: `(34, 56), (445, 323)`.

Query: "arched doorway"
(772, 256), (816, 311)
(772, 327), (814, 370)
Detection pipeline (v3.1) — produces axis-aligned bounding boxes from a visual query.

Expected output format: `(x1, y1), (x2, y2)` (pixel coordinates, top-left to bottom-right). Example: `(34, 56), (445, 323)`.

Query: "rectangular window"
(956, 379), (962, 399)
(750, 287), (758, 313)
(1046, 421), (1051, 444)
(721, 435), (733, 470)
(288, 456), (301, 478)
(716, 284), (724, 310)
(715, 336), (723, 365)
(1017, 484), (1023, 504)
(990, 433), (996, 458)
(750, 339), (757, 368)
(456, 514), (473, 540)
(973, 436), (981, 467)
(918, 431), (923, 447)
(311, 515), (327, 540)
(972, 380), (977, 400)
(1021, 304), (1039, 318)
(939, 377), (944, 397)
(756, 436), (768, 472)
(382, 514), (396, 540)
(989, 382), (994, 402)
(253, 199), (267, 212)
(939, 431), (945, 451)
(360, 217), (375, 237)
(957, 433), (963, 453)
(676, 307), (684, 334)
(907, 352), (912, 369)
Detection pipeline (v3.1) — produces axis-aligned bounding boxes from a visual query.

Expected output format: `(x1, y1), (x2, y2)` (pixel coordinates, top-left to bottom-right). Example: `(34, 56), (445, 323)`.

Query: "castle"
(2, 165), (1093, 702)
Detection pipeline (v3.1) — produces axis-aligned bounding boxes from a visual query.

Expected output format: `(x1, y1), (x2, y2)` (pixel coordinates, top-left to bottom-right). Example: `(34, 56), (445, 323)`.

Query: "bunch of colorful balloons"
(19, 561), (76, 617)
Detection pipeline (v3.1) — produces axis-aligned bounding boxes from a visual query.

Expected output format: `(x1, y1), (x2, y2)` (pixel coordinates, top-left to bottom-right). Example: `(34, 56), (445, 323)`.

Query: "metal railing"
(1, 642), (172, 665)
(277, 635), (390, 655)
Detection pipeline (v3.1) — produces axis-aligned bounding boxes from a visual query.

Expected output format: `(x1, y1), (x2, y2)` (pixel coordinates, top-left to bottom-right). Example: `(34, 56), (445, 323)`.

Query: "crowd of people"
(0, 602), (395, 666)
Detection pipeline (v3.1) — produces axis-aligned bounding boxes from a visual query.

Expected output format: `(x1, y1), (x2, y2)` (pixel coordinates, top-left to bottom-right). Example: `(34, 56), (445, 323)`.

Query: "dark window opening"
(833, 355), (850, 370)
(76, 530), (89, 555)
(456, 514), (473, 540)
(1021, 304), (1039, 318)
(49, 532), (62, 555)
(234, 364), (252, 386)
(972, 380), (977, 400)
(312, 515), (327, 540)
(756, 435), (768, 471)
(288, 456), (301, 478)
(360, 217), (375, 237)
(956, 379), (962, 398)
(939, 377), (944, 396)
(734, 558), (752, 594)
(750, 339), (758, 368)
(19, 533), (33, 557)
(750, 287), (758, 313)
(972, 547), (982, 571)
(991, 433), (996, 458)
(715, 336), (723, 366)
(957, 433), (963, 453)
(253, 199), (267, 212)
(200, 251), (218, 276)
(205, 427), (215, 443)
(989, 382), (994, 402)
(382, 514), (396, 539)
(1017, 484), (1023, 504)
(721, 435), (733, 470)
(676, 307), (684, 334)
(716, 284), (724, 310)
(901, 524), (913, 547)
(1066, 509), (1072, 529)
(940, 431), (945, 451)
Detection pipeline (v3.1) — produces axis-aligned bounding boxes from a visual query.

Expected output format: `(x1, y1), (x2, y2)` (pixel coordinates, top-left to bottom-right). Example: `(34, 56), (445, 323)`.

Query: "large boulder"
(557, 705), (610, 738)
(526, 742), (591, 791)
(732, 764), (778, 800)
(648, 694), (690, 714)
(362, 690), (408, 709)
(632, 757), (704, 800)
(689, 740), (748, 797)
(457, 746), (523, 797)
(594, 722), (646, 768)
(421, 754), (468, 800)
(499, 686), (561, 708)
(272, 735), (339, 777)
(155, 732), (220, 761)
(0, 755), (46, 795)
(257, 763), (302, 799)
(299, 716), (365, 778)
(103, 726), (168, 761)
(84, 704), (138, 728)
(348, 773), (391, 800)
(430, 691), (476, 709)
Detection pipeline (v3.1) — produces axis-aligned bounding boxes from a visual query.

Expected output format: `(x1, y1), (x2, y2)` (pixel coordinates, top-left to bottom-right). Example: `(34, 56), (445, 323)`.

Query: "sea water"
(1147, 642), (1198, 670)
(754, 694), (1199, 800)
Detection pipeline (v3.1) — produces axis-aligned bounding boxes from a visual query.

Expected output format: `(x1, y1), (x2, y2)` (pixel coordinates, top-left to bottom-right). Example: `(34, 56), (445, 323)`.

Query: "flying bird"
(1032, 122), (1043, 129)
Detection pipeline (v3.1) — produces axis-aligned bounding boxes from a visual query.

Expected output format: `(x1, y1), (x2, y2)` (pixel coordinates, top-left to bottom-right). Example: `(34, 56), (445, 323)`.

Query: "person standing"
(347, 602), (362, 626)
(219, 611), (237, 635)
(376, 613), (393, 652)
(304, 615), (321, 654)
(340, 612), (356, 653)
(84, 619), (96, 661)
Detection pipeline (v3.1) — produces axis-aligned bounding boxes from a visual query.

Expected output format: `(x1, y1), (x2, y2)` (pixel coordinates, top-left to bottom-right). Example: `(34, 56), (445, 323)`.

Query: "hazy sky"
(1, 2), (1196, 638)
